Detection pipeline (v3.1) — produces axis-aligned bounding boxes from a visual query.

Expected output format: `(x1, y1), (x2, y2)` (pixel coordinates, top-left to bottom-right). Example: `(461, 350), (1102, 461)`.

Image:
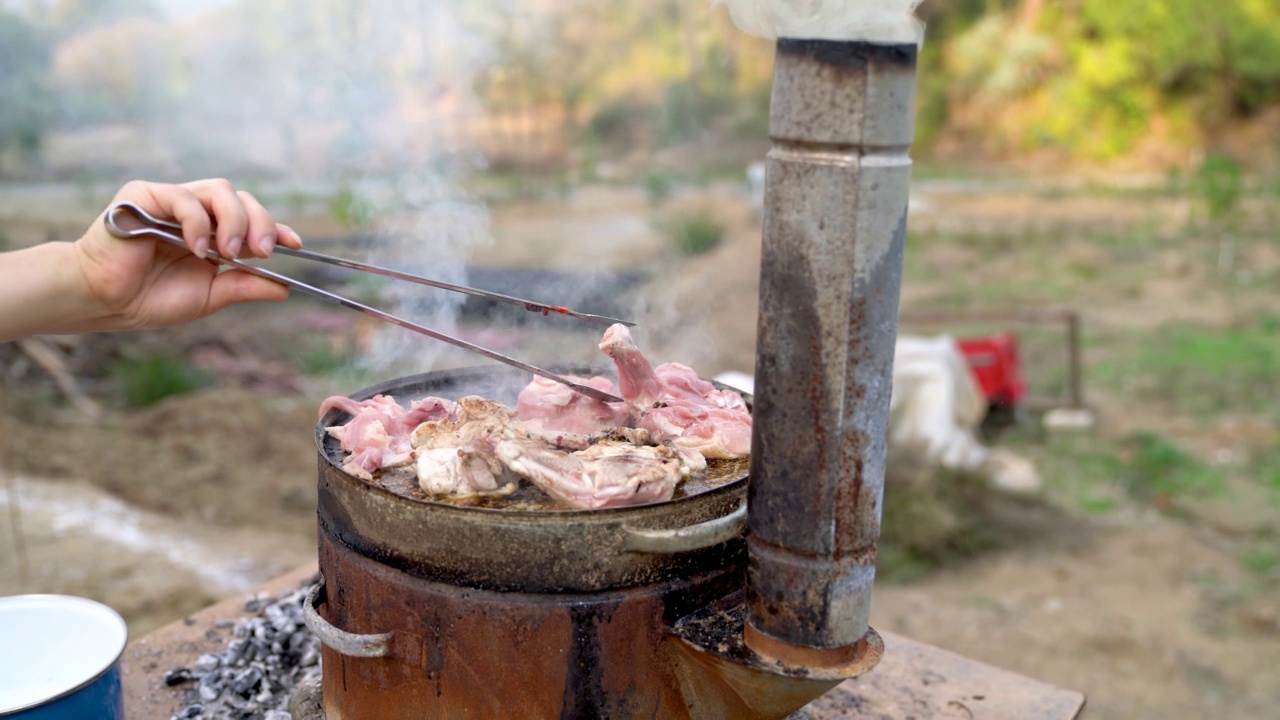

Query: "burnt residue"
(660, 566), (746, 627)
(561, 604), (612, 720)
(776, 38), (917, 71)
(674, 591), (757, 668)
(748, 166), (828, 550)
(673, 591), (881, 683)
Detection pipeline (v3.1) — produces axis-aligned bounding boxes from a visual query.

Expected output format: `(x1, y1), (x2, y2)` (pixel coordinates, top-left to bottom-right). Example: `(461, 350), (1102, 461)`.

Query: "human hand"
(73, 179), (304, 331)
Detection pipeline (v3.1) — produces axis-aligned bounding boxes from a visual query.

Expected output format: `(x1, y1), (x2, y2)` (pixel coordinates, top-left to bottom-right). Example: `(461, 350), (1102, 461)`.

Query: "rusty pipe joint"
(746, 38), (918, 665)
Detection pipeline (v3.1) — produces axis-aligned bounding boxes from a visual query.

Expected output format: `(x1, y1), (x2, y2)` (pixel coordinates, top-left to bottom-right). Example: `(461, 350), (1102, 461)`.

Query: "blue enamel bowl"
(0, 595), (127, 719)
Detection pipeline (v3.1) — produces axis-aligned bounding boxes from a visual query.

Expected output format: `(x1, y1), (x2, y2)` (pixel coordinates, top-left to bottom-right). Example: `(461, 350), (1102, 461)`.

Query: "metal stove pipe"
(746, 38), (918, 661)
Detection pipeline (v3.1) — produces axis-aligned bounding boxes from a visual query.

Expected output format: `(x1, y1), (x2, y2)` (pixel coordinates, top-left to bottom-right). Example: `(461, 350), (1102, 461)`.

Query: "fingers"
(275, 223), (304, 250)
(179, 180), (301, 258)
(113, 181), (213, 258)
(179, 179), (249, 258)
(113, 179), (301, 260)
(235, 190), (279, 257)
(204, 270), (290, 315)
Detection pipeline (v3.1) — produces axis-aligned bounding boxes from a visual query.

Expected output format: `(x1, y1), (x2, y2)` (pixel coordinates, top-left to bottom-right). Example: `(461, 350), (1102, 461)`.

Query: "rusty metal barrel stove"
(301, 35), (919, 720)
(306, 367), (840, 719)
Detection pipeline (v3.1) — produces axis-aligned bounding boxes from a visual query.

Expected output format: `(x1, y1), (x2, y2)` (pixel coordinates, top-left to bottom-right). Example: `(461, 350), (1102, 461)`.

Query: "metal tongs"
(103, 201), (628, 403)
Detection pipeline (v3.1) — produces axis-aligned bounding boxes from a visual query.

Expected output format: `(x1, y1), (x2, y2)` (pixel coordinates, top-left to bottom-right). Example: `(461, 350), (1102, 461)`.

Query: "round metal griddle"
(315, 365), (750, 592)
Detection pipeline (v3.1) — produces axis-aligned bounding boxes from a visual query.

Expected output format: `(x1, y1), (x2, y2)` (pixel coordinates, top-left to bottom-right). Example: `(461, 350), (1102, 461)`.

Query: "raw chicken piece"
(495, 438), (698, 509)
(320, 394), (455, 480)
(598, 324), (753, 459)
(637, 403), (752, 460)
(516, 374), (631, 434)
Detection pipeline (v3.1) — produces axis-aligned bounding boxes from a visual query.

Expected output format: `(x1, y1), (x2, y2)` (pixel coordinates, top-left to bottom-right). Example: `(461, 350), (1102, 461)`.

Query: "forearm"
(0, 243), (106, 342)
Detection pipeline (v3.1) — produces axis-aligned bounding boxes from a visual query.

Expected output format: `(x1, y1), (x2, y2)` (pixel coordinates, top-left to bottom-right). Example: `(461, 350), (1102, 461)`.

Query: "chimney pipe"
(746, 38), (917, 663)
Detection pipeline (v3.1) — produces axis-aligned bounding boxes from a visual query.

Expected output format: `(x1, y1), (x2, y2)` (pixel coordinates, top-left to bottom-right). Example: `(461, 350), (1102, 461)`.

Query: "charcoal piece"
(225, 638), (249, 666)
(163, 667), (194, 686)
(195, 653), (221, 672)
(230, 666), (264, 697)
(169, 584), (322, 720)
(198, 682), (220, 703)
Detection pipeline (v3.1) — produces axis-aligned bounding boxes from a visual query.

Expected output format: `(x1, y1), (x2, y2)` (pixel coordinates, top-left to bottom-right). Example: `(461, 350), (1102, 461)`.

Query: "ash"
(165, 583), (321, 720)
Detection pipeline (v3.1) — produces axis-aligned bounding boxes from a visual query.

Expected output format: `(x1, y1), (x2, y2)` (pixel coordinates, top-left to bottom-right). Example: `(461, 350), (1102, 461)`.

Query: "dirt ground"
(1, 179), (1276, 718)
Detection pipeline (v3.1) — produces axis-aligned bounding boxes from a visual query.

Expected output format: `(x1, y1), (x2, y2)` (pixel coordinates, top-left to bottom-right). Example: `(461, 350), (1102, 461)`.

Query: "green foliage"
(298, 347), (352, 376)
(1092, 319), (1280, 414)
(648, 81), (738, 148)
(877, 453), (1007, 583)
(588, 98), (641, 144)
(1193, 155), (1245, 224)
(1120, 431), (1224, 503)
(329, 188), (373, 230)
(936, 0), (1280, 160)
(1242, 548), (1278, 576)
(112, 354), (212, 409)
(643, 170), (674, 205)
(670, 211), (724, 256)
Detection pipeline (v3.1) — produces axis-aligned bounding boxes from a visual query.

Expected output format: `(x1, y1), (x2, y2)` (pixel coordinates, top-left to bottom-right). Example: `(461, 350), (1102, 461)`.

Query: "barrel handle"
(623, 501), (747, 553)
(302, 576), (393, 658)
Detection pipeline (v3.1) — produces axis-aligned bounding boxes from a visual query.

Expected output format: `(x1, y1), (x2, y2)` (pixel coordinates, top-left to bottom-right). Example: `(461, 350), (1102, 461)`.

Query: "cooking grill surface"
(318, 364), (750, 513)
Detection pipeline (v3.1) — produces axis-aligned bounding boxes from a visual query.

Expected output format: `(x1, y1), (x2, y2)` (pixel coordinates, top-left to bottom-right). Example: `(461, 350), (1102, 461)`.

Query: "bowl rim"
(0, 594), (128, 715)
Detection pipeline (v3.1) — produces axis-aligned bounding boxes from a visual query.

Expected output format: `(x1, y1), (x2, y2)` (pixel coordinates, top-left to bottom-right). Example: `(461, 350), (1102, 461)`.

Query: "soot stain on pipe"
(777, 38), (917, 70)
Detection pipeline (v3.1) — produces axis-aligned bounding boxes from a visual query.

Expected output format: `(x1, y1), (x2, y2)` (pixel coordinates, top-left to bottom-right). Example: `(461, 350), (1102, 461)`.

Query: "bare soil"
(1, 180), (1276, 718)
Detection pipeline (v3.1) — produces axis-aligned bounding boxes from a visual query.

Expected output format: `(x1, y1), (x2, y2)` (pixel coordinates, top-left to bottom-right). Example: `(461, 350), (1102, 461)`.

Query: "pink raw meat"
(598, 324), (752, 459)
(516, 374), (630, 434)
(320, 394), (456, 480)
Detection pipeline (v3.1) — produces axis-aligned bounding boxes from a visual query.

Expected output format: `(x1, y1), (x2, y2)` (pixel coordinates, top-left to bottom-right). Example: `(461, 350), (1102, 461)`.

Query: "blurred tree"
(49, 0), (158, 32)
(936, 0), (1280, 162)
(51, 18), (178, 127)
(0, 9), (55, 174)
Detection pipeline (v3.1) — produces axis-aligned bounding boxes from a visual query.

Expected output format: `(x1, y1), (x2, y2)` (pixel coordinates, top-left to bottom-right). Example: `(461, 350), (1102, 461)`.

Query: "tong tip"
(572, 312), (636, 328)
(566, 382), (624, 404)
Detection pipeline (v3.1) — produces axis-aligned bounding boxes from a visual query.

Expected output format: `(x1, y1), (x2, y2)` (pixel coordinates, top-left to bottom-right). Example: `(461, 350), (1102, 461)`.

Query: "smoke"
(359, 173), (494, 376)
(162, 1), (501, 376)
(713, 0), (925, 44)
(53, 0), (503, 377)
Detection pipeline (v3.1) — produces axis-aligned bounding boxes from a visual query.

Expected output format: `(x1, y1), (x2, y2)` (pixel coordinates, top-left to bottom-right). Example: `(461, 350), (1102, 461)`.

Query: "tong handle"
(101, 202), (624, 404)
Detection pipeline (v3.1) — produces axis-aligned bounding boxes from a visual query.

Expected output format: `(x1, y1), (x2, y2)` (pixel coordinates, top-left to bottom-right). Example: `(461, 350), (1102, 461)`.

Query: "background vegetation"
(3, 0), (1280, 179)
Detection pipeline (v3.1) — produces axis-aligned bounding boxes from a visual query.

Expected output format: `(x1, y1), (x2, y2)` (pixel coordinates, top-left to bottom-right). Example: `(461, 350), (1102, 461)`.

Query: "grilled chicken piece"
(411, 396), (521, 499)
(598, 324), (752, 459)
(494, 438), (698, 509)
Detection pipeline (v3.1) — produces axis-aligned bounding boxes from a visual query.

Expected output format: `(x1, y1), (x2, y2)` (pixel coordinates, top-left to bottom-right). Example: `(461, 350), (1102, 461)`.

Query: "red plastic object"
(956, 333), (1026, 407)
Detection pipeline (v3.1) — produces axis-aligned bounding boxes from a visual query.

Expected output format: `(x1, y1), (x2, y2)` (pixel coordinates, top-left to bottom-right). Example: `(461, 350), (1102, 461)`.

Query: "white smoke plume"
(714, 0), (925, 44)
